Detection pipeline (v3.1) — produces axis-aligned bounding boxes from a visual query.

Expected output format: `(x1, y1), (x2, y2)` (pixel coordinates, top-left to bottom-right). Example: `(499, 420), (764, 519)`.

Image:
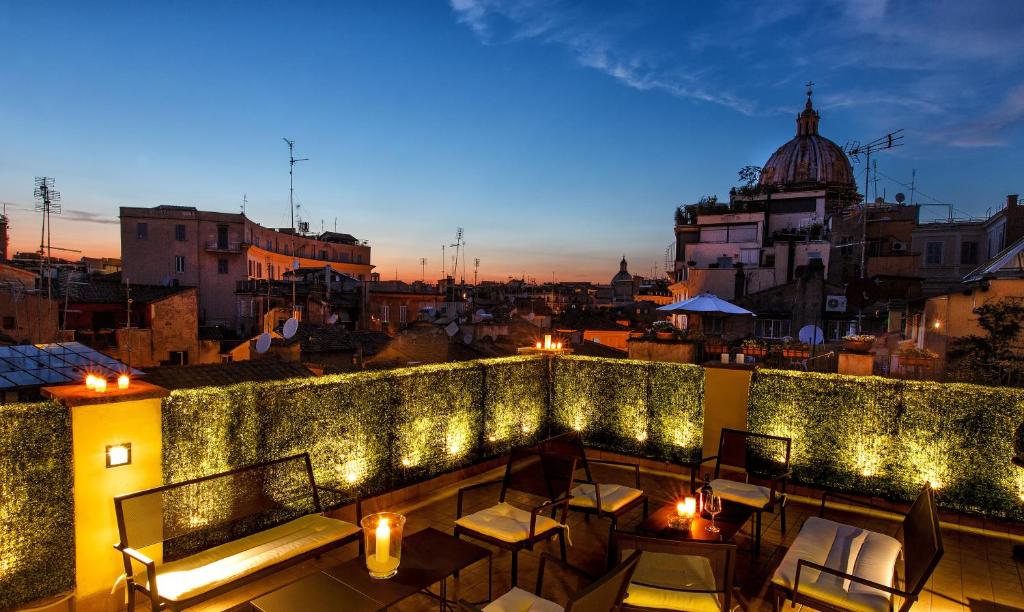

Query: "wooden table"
(250, 528), (491, 611)
(637, 500), (753, 543)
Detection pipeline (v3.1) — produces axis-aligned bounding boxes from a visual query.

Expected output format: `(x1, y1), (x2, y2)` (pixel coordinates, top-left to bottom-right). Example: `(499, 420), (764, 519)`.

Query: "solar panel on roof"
(0, 343), (141, 389)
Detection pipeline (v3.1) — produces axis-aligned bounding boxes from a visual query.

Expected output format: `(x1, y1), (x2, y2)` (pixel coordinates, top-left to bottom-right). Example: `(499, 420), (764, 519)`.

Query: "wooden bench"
(113, 453), (361, 611)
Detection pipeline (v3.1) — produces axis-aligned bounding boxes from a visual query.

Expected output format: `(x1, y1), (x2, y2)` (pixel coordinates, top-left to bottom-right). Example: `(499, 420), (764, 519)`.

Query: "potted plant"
(741, 338), (768, 357)
(781, 339), (810, 358)
(651, 321), (678, 341)
(842, 334), (876, 354)
(896, 346), (939, 367)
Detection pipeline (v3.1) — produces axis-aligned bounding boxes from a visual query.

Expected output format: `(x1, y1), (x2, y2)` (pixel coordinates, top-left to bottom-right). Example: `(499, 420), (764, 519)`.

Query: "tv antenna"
(33, 177), (61, 300)
(241, 193), (247, 215)
(473, 258), (480, 285)
(450, 227), (465, 285)
(420, 257), (427, 282)
(845, 129), (904, 279)
(282, 138), (308, 231)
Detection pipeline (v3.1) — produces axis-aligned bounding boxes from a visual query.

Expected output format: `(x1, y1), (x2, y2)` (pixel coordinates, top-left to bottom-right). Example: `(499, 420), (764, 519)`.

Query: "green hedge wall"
(0, 401), (74, 610)
(551, 356), (705, 463)
(748, 369), (1024, 519)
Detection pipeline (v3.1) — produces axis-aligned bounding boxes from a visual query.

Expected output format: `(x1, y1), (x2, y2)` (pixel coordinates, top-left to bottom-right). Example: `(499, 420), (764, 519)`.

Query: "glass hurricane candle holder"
(669, 496), (697, 530)
(361, 512), (405, 579)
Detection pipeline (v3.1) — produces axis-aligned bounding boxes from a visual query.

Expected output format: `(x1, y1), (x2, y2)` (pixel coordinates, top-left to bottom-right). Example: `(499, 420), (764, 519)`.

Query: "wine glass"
(705, 493), (722, 534)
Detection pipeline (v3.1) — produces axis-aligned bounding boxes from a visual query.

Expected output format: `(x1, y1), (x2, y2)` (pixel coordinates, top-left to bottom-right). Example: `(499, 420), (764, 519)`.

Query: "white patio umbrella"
(657, 292), (755, 316)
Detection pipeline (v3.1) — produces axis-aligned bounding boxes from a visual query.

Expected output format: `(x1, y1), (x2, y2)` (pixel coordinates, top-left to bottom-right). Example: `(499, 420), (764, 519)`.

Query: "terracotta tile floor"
(172, 465), (1024, 611)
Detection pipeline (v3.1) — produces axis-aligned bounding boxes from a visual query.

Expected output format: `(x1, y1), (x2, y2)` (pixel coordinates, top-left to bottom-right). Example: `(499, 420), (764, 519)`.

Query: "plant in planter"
(842, 334), (876, 354)
(651, 321), (678, 340)
(896, 346), (939, 367)
(741, 338), (768, 356)
(781, 339), (811, 358)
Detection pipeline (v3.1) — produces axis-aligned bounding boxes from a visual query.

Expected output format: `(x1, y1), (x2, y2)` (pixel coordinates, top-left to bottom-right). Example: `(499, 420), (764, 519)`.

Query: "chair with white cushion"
(697, 428), (792, 554)
(611, 530), (736, 612)
(540, 432), (649, 530)
(771, 483), (943, 612)
(455, 447), (577, 587)
(460, 550), (642, 612)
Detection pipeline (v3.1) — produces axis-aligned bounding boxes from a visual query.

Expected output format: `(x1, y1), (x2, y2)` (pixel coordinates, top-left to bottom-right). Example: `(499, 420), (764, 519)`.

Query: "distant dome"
(612, 256), (632, 285)
(759, 94), (855, 190)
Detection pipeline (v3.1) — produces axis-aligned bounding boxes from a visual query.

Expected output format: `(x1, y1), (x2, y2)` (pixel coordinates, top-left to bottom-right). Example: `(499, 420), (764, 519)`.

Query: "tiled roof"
(60, 281), (193, 305)
(142, 360), (313, 390)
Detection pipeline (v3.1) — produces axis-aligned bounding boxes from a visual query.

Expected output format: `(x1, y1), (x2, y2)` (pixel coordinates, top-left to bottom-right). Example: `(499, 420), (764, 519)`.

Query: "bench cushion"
(569, 483), (643, 513)
(140, 514), (358, 602)
(621, 549), (722, 612)
(456, 502), (561, 543)
(710, 478), (771, 509)
(484, 587), (564, 612)
(771, 516), (901, 612)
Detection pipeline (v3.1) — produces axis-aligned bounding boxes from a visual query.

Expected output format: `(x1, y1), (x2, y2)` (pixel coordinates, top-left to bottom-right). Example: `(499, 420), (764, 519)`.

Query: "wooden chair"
(771, 483), (943, 612)
(459, 550), (642, 612)
(454, 447), (577, 587)
(697, 427), (791, 554)
(538, 431), (649, 529)
(611, 530), (736, 611)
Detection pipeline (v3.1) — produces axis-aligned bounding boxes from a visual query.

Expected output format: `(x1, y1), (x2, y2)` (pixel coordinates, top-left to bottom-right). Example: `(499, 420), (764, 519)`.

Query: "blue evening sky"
(2, 1), (1023, 281)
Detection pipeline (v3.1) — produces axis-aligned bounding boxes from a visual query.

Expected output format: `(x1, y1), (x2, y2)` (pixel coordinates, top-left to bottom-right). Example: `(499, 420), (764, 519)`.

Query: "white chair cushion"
(771, 516), (902, 612)
(569, 483), (643, 513)
(622, 549), (722, 612)
(140, 514), (358, 602)
(710, 478), (771, 509)
(455, 502), (561, 543)
(484, 586), (564, 612)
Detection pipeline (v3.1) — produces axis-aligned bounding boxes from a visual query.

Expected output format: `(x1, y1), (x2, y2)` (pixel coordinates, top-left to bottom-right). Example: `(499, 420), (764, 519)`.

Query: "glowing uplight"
(487, 434), (497, 442)
(401, 457), (412, 467)
(933, 320), (941, 329)
(635, 431), (648, 442)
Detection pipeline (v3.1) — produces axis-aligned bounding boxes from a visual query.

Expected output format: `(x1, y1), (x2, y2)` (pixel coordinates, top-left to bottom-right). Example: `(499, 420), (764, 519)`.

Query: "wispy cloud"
(449, 0), (1024, 146)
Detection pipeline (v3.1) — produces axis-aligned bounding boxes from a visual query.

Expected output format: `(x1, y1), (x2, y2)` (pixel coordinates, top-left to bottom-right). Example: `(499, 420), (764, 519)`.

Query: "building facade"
(120, 206), (373, 328)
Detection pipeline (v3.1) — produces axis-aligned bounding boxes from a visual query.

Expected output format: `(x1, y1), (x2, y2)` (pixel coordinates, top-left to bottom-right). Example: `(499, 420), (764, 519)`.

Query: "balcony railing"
(205, 240), (244, 253)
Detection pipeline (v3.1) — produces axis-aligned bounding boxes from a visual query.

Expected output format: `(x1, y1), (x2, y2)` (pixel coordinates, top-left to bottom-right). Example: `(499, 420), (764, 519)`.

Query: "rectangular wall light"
(106, 443), (132, 468)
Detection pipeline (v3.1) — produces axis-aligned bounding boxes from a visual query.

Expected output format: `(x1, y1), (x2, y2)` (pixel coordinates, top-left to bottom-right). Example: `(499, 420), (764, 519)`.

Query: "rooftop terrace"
(4, 355), (1024, 611)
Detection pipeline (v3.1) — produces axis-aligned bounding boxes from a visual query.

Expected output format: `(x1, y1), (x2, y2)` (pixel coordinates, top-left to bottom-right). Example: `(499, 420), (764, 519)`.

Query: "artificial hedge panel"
(551, 356), (705, 460)
(648, 361), (705, 463)
(0, 401), (74, 610)
(479, 355), (549, 458)
(748, 369), (1024, 519)
(391, 362), (484, 488)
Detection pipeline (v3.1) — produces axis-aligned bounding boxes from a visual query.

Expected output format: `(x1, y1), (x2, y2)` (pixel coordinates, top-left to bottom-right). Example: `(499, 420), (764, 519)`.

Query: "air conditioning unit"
(892, 241), (908, 252)
(826, 295), (847, 312)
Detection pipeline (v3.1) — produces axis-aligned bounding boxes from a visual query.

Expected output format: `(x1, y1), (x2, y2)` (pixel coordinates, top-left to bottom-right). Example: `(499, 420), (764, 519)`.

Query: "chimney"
(1008, 194), (1019, 209)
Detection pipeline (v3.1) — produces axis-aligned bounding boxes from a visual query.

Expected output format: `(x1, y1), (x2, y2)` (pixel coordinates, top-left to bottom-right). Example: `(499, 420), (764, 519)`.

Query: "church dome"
(611, 256), (632, 284)
(758, 93), (855, 190)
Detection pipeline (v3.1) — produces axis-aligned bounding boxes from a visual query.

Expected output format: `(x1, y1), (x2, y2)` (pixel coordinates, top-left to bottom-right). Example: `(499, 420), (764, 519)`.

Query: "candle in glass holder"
(117, 374), (130, 389)
(94, 377), (108, 392)
(85, 374), (97, 390)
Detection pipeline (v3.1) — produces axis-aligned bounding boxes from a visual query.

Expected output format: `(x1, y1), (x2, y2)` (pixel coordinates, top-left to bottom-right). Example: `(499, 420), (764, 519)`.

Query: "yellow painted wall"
(72, 397), (163, 612)
(922, 278), (1024, 356)
(582, 330), (631, 351)
(702, 367), (752, 465)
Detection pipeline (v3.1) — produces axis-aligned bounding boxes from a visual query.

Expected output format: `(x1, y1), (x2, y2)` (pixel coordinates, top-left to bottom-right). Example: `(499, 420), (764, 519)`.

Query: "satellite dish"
(282, 317), (299, 339)
(291, 259), (300, 270)
(462, 333), (473, 345)
(527, 312), (535, 321)
(444, 321), (459, 337)
(894, 192), (906, 204)
(327, 313), (339, 325)
(255, 332), (272, 354)
(798, 325), (824, 345)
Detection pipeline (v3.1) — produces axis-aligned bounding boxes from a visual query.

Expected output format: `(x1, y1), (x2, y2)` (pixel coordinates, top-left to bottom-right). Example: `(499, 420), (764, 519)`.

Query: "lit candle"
(544, 334), (552, 349)
(682, 496), (697, 516)
(375, 517), (390, 565)
(94, 378), (107, 392)
(85, 374), (97, 390)
(535, 341), (542, 349)
(555, 341), (562, 349)
(117, 374), (130, 389)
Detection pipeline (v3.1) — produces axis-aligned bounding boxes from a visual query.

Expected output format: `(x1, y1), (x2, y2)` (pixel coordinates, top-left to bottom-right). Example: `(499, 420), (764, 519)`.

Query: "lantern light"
(117, 374), (130, 390)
